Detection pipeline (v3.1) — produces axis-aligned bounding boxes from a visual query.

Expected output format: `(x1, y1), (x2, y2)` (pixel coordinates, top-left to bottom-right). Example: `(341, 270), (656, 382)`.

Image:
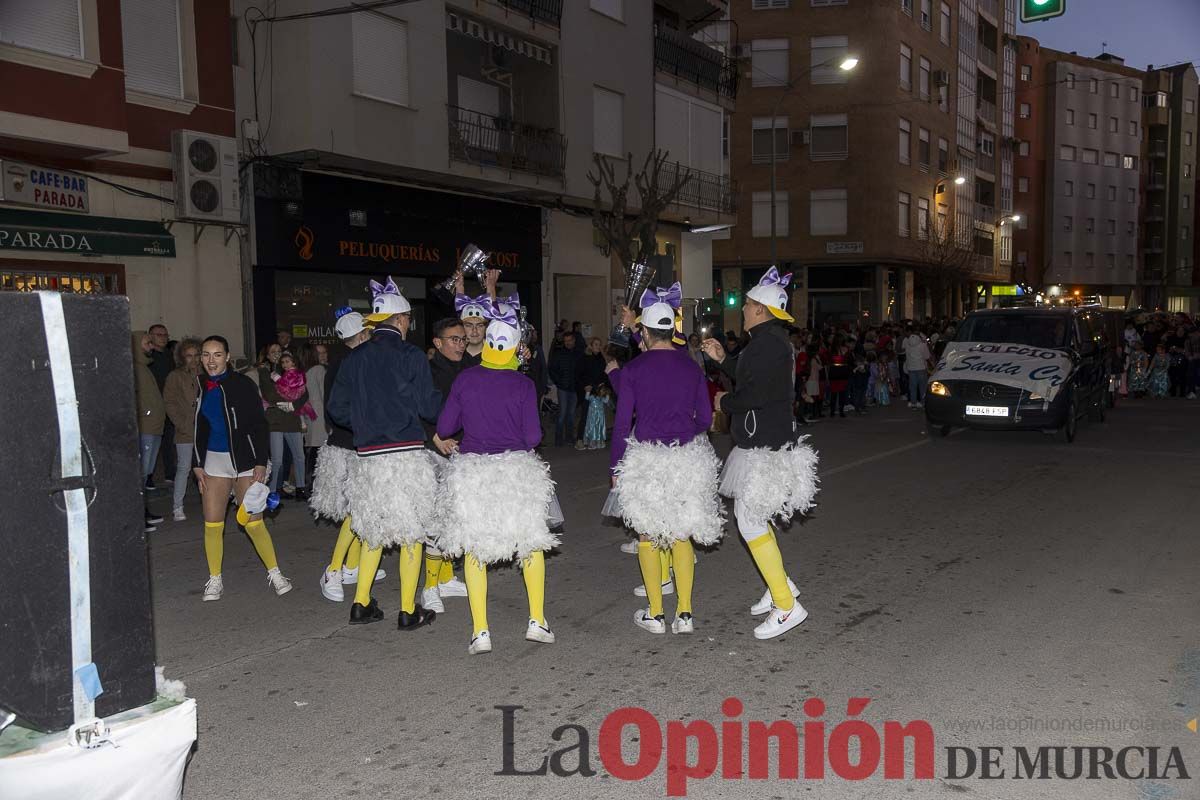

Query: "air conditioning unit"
(935, 69), (950, 87)
(790, 130), (810, 146)
(171, 130), (240, 223)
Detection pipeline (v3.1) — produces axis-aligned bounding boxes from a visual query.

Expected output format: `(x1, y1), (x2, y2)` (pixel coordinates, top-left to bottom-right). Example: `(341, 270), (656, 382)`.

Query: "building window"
(592, 86), (624, 156)
(1109, 116), (1118, 133)
(899, 43), (912, 89)
(1186, 164), (1193, 178)
(1087, 113), (1097, 129)
(752, 0), (791, 8)
(121, 0), (184, 98)
(1059, 145), (1075, 161)
(1109, 82), (1119, 98)
(916, 197), (930, 239)
(1127, 188), (1135, 204)
(751, 117), (789, 163)
(918, 57), (931, 101)
(1102, 152), (1117, 168)
(901, 0), (912, 16)
(1020, 64), (1031, 81)
(1106, 253), (1115, 268)
(810, 188), (848, 235)
(1130, 121), (1138, 137)
(1018, 176), (1029, 193)
(590, 0), (623, 20)
(937, 202), (948, 236)
(1123, 155), (1136, 170)
(1064, 180), (1073, 196)
(918, 127), (930, 170)
(898, 191), (911, 237)
(1063, 216), (1073, 231)
(751, 191), (788, 237)
(1086, 183), (1096, 198)
(1127, 221), (1134, 235)
(940, 3), (951, 46)
(1186, 131), (1194, 147)
(938, 80), (949, 111)
(751, 39), (789, 87)
(1107, 185), (1116, 201)
(920, 0), (932, 30)
(1082, 148), (1098, 165)
(1130, 86), (1138, 103)
(1019, 102), (1030, 119)
(1018, 140), (1030, 156)
(1106, 219), (1116, 235)
(351, 10), (409, 107)
(1066, 109), (1074, 125)
(1066, 72), (1076, 89)
(1184, 226), (1191, 240)
(938, 137), (949, 173)
(1090, 77), (1098, 94)
(1185, 194), (1192, 210)
(810, 113), (849, 160)
(0, 0), (82, 58)
(899, 118), (911, 164)
(1186, 99), (1194, 114)
(1085, 218), (1095, 233)
(1063, 251), (1072, 267)
(811, 36), (850, 84)
(1085, 252), (1095, 267)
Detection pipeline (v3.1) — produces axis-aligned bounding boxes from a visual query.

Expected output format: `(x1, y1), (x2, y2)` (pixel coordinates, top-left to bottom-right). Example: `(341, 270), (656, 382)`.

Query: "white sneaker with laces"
(202, 574), (223, 602)
(468, 630), (492, 655)
(267, 567), (293, 596)
(633, 608), (666, 634)
(340, 566), (387, 585)
(634, 579), (674, 597)
(439, 577), (468, 598)
(619, 540), (640, 554)
(319, 568), (344, 602)
(172, 507), (186, 522)
(421, 586), (445, 614)
(671, 613), (694, 635)
(750, 578), (801, 616)
(753, 602), (809, 640)
(525, 618), (556, 644)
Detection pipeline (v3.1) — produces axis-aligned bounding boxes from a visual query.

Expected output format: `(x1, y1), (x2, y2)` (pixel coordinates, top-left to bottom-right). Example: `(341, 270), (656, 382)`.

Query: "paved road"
(150, 398), (1200, 799)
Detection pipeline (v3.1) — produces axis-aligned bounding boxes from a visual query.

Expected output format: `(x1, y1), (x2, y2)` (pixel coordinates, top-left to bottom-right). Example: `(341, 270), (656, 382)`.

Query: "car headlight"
(929, 381), (950, 397)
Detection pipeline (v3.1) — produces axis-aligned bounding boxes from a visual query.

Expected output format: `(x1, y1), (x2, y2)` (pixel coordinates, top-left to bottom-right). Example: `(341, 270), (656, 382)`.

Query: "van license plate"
(966, 405), (1008, 417)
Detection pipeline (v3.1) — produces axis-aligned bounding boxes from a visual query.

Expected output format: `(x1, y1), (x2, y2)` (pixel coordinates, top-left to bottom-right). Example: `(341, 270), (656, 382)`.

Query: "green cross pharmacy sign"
(1021, 0), (1065, 23)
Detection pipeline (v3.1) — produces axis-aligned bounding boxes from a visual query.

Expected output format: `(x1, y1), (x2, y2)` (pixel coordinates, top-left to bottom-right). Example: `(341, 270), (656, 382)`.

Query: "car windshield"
(954, 315), (1070, 349)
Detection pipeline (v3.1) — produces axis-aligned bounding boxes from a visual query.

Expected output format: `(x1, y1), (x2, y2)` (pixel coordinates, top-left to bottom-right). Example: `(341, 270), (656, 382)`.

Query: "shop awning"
(0, 207), (176, 258)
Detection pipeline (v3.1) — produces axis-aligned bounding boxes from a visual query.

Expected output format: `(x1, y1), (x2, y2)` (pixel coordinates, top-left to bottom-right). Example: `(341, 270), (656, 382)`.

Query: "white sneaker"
(750, 578), (801, 616)
(844, 404), (855, 412)
(267, 567), (293, 596)
(633, 608), (666, 634)
(1189, 392), (1197, 400)
(634, 579), (674, 597)
(340, 566), (386, 585)
(468, 630), (492, 655)
(439, 577), (468, 598)
(421, 586), (445, 614)
(319, 568), (344, 602)
(619, 540), (640, 554)
(172, 507), (186, 522)
(671, 613), (694, 635)
(753, 602), (809, 640)
(202, 574), (223, 602)
(525, 618), (556, 644)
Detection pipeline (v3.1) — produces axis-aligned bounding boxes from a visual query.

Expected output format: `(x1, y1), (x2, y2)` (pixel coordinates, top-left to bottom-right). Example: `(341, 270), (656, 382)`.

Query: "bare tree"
(914, 214), (984, 316)
(587, 149), (692, 272)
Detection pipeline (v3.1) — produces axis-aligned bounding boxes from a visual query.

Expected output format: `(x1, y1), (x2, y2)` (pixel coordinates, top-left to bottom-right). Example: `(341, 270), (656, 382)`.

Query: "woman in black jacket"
(193, 335), (292, 602)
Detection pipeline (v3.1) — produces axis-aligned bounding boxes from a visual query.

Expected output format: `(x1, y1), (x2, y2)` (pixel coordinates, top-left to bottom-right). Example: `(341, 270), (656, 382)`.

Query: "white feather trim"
(434, 450), (559, 564)
(309, 445), (357, 522)
(344, 450), (438, 548)
(718, 438), (820, 525)
(613, 436), (725, 548)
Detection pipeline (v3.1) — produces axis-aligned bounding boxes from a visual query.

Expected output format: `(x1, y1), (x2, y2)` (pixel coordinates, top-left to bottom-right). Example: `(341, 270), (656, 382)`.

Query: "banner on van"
(931, 342), (1073, 401)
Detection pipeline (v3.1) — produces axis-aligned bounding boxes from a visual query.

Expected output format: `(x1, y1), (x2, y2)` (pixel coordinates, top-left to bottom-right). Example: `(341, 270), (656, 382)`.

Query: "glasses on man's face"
(440, 336), (467, 345)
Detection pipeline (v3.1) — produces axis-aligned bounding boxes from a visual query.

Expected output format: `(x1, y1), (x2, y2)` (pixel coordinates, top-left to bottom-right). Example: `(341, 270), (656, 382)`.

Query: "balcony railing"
(654, 23), (738, 100)
(494, 0), (562, 27)
(976, 204), (996, 223)
(977, 152), (995, 174)
(1148, 142), (1168, 158)
(657, 160), (737, 215)
(447, 105), (566, 179)
(977, 99), (997, 126)
(1144, 237), (1164, 253)
(978, 46), (998, 72)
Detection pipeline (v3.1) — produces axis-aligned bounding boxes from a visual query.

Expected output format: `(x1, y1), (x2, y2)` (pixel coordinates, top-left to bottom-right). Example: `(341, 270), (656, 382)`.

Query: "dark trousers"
(160, 419), (176, 476)
(830, 389), (848, 416)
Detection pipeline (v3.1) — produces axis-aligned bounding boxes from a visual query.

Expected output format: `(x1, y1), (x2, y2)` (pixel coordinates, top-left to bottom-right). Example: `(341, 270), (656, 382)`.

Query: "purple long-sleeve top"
(610, 348), (712, 473)
(436, 366), (542, 454)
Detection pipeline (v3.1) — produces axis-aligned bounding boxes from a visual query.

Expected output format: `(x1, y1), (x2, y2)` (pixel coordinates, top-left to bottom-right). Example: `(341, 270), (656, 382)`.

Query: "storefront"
(252, 169), (543, 353)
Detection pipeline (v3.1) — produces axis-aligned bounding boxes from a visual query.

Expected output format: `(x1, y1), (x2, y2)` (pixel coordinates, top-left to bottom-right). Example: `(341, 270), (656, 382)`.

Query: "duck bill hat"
(480, 296), (521, 367)
(455, 293), (489, 321)
(366, 276), (412, 322)
(745, 266), (795, 323)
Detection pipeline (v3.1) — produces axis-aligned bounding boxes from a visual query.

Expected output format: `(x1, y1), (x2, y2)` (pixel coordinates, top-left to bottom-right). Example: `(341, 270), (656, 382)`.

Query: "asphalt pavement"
(149, 396), (1200, 800)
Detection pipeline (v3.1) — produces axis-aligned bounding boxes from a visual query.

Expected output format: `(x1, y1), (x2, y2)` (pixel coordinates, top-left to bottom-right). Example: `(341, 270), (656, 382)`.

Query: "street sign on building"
(826, 241), (864, 254)
(0, 160), (90, 213)
(1021, 0), (1065, 23)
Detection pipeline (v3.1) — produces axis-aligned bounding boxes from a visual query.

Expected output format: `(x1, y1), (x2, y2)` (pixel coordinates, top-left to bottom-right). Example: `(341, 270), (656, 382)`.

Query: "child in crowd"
(1148, 343), (1170, 398)
(272, 352), (317, 426)
(583, 383), (612, 449)
(876, 352), (894, 406)
(866, 351), (880, 406)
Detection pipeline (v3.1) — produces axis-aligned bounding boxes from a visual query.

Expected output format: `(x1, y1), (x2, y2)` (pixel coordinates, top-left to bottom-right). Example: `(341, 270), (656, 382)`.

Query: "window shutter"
(352, 12), (410, 106)
(121, 0), (183, 97)
(810, 189), (847, 235)
(593, 86), (624, 156)
(0, 0), (81, 58)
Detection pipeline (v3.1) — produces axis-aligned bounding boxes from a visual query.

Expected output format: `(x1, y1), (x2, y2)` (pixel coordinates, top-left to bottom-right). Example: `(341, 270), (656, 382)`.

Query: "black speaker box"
(0, 292), (155, 732)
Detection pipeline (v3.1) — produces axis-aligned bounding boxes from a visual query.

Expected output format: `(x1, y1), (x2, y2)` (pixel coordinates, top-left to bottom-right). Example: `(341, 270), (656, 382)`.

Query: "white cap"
(639, 301), (677, 330)
(745, 282), (795, 323)
(334, 311), (366, 340)
(366, 289), (412, 322)
(242, 482), (271, 515)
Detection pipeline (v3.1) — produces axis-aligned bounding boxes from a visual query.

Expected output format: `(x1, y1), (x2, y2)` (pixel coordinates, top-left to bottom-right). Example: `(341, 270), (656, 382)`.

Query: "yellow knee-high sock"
(328, 517), (357, 572)
(203, 522), (224, 577)
(353, 545), (384, 606)
(522, 551), (547, 626)
(748, 528), (794, 611)
(243, 519), (279, 571)
(425, 553), (444, 588)
(439, 558), (455, 584)
(659, 548), (671, 583)
(345, 536), (362, 570)
(671, 539), (695, 615)
(399, 542), (423, 613)
(637, 541), (664, 617)
(464, 555), (489, 636)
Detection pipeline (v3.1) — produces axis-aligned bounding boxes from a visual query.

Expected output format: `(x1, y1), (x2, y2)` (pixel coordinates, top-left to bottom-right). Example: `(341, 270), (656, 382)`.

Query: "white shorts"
(203, 450), (254, 479)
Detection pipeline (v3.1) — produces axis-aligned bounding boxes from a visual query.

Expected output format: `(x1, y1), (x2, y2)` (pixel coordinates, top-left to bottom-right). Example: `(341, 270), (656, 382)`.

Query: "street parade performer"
(327, 276), (443, 628)
(702, 267), (819, 640)
(455, 267), (498, 366)
(312, 308), (386, 605)
(606, 282), (723, 636)
(434, 296), (559, 655)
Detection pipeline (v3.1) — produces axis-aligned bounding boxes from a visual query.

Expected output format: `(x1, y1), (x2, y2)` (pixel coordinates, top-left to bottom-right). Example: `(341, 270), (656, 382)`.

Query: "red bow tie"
(206, 379), (221, 391)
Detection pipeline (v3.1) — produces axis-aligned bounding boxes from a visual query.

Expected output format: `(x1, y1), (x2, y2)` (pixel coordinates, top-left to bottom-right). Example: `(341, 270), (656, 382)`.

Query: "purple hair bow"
(368, 276), (402, 299)
(638, 281), (683, 310)
(481, 297), (519, 326)
(758, 267), (792, 289)
(454, 293), (489, 312)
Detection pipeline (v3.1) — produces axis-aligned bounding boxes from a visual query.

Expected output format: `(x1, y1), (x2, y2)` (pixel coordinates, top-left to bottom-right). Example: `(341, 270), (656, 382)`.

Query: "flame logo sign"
(295, 226), (314, 261)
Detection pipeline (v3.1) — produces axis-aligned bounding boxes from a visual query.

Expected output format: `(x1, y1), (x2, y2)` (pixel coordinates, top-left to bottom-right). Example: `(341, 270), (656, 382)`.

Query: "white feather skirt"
(309, 444), (357, 522)
(434, 450), (560, 565)
(612, 436), (725, 548)
(718, 437), (820, 525)
(344, 450), (438, 549)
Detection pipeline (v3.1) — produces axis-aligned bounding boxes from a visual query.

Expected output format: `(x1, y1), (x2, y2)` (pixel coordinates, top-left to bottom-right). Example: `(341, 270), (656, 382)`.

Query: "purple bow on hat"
(638, 281), (683, 310)
(368, 276), (402, 299)
(454, 293), (489, 312)
(758, 266), (792, 289)
(481, 297), (519, 326)
(502, 292), (521, 310)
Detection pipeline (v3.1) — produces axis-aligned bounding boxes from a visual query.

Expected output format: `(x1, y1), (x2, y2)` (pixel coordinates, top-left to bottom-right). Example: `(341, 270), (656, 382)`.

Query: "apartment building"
(713, 0), (1016, 329)
(0, 0), (244, 351)
(235, 0), (736, 349)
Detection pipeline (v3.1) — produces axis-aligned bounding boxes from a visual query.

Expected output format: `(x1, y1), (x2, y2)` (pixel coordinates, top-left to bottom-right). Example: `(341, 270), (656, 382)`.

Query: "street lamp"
(769, 54), (860, 269)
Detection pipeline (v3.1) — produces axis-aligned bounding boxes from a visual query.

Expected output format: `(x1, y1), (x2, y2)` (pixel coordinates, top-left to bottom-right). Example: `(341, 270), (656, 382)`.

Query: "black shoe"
(145, 476), (155, 490)
(397, 604), (436, 630)
(146, 511), (164, 525)
(349, 598), (384, 625)
(293, 487), (310, 501)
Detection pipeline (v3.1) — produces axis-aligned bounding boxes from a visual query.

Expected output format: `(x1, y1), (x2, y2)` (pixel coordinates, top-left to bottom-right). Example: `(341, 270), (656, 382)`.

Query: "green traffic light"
(726, 294), (737, 307)
(1021, 0), (1065, 23)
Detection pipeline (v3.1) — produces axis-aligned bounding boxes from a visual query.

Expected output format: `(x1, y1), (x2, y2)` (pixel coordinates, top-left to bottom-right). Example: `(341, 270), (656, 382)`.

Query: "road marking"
(823, 436), (938, 476)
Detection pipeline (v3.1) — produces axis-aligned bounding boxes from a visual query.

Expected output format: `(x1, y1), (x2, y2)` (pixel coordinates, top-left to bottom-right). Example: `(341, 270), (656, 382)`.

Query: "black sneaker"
(397, 604), (436, 630)
(145, 476), (155, 490)
(349, 598), (384, 625)
(146, 511), (164, 525)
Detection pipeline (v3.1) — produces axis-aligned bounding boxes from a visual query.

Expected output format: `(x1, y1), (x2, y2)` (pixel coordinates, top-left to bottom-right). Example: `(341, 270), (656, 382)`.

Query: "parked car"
(924, 307), (1110, 442)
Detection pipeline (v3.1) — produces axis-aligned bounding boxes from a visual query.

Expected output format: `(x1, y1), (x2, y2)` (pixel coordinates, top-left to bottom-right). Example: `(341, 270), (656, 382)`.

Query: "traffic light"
(1021, 0), (1065, 23)
(726, 290), (739, 307)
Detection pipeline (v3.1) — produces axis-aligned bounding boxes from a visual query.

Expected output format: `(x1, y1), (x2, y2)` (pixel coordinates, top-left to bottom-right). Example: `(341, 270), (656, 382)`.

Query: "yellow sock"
(671, 539), (695, 615)
(399, 542), (423, 614)
(522, 551), (547, 626)
(345, 536), (362, 570)
(203, 521), (224, 577)
(464, 555), (489, 636)
(425, 553), (444, 588)
(659, 548), (671, 584)
(353, 545), (384, 606)
(748, 528), (794, 611)
(637, 541), (664, 617)
(439, 558), (455, 584)
(328, 517), (356, 572)
(243, 519), (279, 571)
